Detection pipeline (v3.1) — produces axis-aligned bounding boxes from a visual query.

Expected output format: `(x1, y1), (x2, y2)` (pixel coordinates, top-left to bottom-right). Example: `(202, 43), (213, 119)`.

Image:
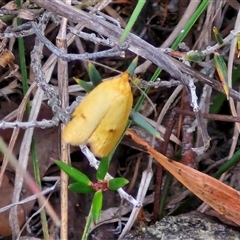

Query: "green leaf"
(92, 191), (103, 221)
(213, 26), (223, 45)
(214, 52), (229, 99)
(74, 78), (93, 93)
(55, 160), (91, 184)
(108, 178), (129, 190)
(88, 62), (102, 87)
(210, 64), (240, 114)
(184, 51), (205, 62)
(127, 56), (138, 77)
(237, 33), (240, 52)
(130, 110), (163, 139)
(69, 182), (95, 194)
(96, 157), (109, 181)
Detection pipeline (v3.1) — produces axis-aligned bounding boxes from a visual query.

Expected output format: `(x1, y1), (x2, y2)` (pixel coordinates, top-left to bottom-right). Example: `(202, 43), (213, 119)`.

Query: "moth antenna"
(87, 60), (121, 74)
(131, 77), (157, 116)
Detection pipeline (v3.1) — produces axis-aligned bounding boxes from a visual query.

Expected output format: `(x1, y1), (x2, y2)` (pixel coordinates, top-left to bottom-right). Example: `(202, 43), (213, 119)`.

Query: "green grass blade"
(119, 0), (146, 44)
(214, 148), (240, 178)
(134, 0), (210, 111)
(171, 0), (210, 50)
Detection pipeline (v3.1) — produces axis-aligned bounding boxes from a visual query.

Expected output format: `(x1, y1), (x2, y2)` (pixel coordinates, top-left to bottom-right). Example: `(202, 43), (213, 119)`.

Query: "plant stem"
(16, 0), (50, 238)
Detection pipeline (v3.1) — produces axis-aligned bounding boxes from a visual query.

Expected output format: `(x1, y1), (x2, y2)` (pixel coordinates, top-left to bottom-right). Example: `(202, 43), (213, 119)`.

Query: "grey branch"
(0, 118), (59, 129)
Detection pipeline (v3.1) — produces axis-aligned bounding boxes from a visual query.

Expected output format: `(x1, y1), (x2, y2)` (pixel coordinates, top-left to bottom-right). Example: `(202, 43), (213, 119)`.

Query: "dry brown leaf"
(0, 20), (7, 33)
(126, 130), (240, 226)
(0, 80), (20, 97)
(0, 172), (34, 236)
(0, 104), (60, 178)
(1, 1), (17, 10)
(205, 209), (239, 227)
(0, 49), (15, 68)
(18, 10), (37, 20)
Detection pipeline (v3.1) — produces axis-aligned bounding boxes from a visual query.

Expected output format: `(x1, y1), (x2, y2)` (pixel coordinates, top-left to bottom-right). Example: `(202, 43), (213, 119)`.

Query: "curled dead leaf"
(0, 49), (15, 68)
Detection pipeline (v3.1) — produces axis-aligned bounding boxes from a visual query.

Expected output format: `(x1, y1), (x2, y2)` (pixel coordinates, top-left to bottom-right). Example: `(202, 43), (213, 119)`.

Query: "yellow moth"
(62, 71), (133, 157)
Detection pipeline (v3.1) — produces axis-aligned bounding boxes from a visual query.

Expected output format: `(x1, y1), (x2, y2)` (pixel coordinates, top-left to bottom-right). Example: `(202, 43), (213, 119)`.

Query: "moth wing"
(87, 92), (133, 157)
(62, 81), (114, 145)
